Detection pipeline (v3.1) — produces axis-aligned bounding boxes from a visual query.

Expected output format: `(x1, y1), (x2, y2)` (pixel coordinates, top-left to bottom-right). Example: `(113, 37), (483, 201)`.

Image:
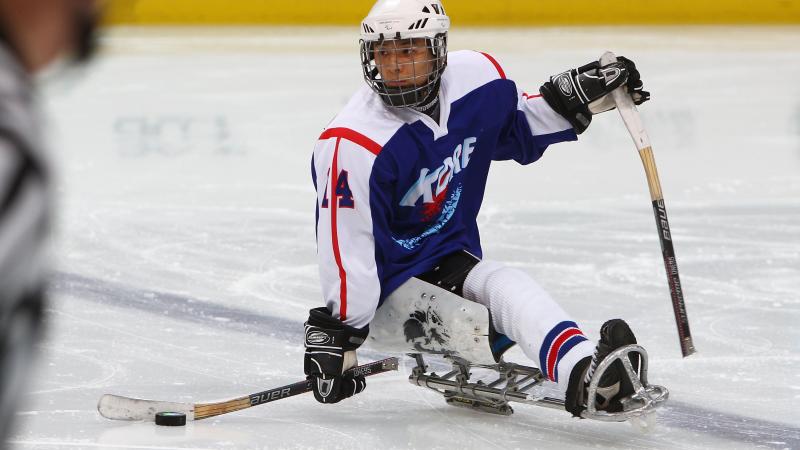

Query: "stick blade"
(98, 394), (195, 421)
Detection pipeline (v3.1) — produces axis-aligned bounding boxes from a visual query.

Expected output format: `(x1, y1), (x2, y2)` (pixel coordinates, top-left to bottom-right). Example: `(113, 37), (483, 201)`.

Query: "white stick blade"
(600, 50), (652, 151)
(97, 394), (195, 421)
(599, 51), (617, 67)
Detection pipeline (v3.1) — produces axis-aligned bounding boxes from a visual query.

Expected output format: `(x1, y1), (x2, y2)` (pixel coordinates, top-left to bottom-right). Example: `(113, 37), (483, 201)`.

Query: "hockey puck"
(154, 411), (186, 426)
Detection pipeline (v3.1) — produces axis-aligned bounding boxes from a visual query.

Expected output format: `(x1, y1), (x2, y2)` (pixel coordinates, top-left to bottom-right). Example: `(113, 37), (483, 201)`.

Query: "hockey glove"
(303, 307), (369, 404)
(540, 55), (649, 134)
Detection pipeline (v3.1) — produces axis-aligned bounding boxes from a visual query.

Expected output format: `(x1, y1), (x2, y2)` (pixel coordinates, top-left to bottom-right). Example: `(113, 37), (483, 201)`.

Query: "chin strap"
(411, 92), (439, 112)
(410, 83), (441, 123)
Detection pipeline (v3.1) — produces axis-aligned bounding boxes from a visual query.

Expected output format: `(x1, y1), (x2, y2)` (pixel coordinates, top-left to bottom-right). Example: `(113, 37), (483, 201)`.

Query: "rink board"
(104, 0), (800, 26)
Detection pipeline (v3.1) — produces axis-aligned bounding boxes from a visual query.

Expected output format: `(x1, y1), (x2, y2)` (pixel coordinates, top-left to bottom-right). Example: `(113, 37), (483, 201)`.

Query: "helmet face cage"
(360, 33), (447, 109)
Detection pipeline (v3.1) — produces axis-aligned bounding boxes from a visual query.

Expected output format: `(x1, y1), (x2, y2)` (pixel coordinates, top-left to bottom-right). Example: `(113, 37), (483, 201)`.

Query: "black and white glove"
(540, 55), (649, 134)
(303, 307), (369, 404)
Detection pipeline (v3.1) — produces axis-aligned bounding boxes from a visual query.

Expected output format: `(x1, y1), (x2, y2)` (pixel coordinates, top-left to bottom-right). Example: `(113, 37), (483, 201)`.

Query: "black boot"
(565, 319), (639, 417)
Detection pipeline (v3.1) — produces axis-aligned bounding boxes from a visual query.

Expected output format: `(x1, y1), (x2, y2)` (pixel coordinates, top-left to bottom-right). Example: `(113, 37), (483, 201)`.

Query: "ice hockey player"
(305, 0), (650, 418)
(0, 0), (101, 440)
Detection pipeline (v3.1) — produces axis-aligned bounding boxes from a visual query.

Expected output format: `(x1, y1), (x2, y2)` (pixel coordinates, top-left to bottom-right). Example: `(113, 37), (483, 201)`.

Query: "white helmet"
(359, 0), (450, 109)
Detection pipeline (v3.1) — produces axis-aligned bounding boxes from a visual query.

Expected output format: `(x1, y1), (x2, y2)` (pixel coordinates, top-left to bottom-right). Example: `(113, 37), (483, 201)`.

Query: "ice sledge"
(367, 277), (668, 421)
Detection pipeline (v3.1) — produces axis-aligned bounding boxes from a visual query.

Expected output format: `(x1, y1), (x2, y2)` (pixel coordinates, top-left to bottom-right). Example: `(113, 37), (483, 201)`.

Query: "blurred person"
(304, 0), (653, 418)
(0, 0), (100, 442)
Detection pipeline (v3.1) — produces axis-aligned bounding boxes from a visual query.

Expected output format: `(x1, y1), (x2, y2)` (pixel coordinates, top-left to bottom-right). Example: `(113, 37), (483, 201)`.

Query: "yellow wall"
(105, 0), (800, 25)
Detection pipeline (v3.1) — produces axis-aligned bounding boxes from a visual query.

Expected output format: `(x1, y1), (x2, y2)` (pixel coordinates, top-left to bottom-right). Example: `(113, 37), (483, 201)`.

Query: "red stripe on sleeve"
(479, 52), (506, 79)
(319, 127), (382, 156)
(330, 137), (348, 320)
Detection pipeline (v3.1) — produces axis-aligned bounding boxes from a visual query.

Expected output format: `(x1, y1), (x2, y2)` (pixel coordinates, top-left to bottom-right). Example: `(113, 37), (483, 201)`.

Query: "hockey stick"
(98, 357), (399, 421)
(600, 51), (696, 357)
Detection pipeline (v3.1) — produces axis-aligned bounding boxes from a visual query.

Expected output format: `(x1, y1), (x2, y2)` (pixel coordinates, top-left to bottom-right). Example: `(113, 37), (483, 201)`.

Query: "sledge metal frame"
(370, 277), (669, 421)
(407, 344), (668, 421)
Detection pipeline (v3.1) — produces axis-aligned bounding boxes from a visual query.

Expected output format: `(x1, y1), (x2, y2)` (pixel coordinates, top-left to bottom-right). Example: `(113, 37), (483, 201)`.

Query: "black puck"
(155, 411), (187, 426)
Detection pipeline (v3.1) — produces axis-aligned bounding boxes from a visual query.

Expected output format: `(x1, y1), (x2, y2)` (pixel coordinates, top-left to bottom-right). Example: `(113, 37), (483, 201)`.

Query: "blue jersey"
(312, 50), (576, 328)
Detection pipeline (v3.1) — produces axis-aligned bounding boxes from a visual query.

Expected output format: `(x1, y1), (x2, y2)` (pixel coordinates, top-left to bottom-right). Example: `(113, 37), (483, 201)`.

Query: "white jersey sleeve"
(448, 50), (573, 137)
(517, 90), (574, 136)
(313, 127), (384, 330)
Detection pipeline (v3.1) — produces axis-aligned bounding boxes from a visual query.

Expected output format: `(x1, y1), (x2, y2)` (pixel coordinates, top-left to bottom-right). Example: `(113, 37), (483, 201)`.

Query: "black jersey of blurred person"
(0, 38), (52, 439)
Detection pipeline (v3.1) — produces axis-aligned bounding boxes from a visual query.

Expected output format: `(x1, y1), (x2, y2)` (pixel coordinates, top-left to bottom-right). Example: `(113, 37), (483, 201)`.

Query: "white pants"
(463, 260), (594, 392)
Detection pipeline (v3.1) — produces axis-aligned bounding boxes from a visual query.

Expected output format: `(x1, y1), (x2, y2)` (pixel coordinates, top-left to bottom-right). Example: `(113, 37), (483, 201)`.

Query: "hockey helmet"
(360, 0), (450, 108)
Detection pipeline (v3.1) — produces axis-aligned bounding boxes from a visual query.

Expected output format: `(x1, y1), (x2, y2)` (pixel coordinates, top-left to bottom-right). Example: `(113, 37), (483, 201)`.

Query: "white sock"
(463, 260), (594, 392)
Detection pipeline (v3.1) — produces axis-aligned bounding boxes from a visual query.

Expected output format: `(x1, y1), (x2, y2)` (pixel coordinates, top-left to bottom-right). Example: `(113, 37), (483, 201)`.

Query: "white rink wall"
(7, 26), (800, 449)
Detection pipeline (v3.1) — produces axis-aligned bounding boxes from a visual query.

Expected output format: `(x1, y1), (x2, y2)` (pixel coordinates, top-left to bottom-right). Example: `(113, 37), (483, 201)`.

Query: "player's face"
(373, 38), (435, 88)
(1, 0), (100, 71)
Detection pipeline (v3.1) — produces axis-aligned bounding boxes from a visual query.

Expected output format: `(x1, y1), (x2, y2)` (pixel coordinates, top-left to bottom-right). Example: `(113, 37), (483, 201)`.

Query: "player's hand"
(616, 56), (649, 105)
(539, 54), (649, 134)
(307, 360), (366, 404)
(303, 307), (369, 403)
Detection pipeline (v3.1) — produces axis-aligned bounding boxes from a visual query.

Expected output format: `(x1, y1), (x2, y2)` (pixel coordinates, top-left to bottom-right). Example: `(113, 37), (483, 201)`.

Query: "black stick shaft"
(247, 380), (310, 408)
(651, 199), (696, 357)
(247, 357), (399, 408)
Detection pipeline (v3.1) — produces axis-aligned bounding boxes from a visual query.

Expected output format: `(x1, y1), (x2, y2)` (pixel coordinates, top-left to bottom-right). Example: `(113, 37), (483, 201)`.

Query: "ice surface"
(7, 26), (800, 449)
